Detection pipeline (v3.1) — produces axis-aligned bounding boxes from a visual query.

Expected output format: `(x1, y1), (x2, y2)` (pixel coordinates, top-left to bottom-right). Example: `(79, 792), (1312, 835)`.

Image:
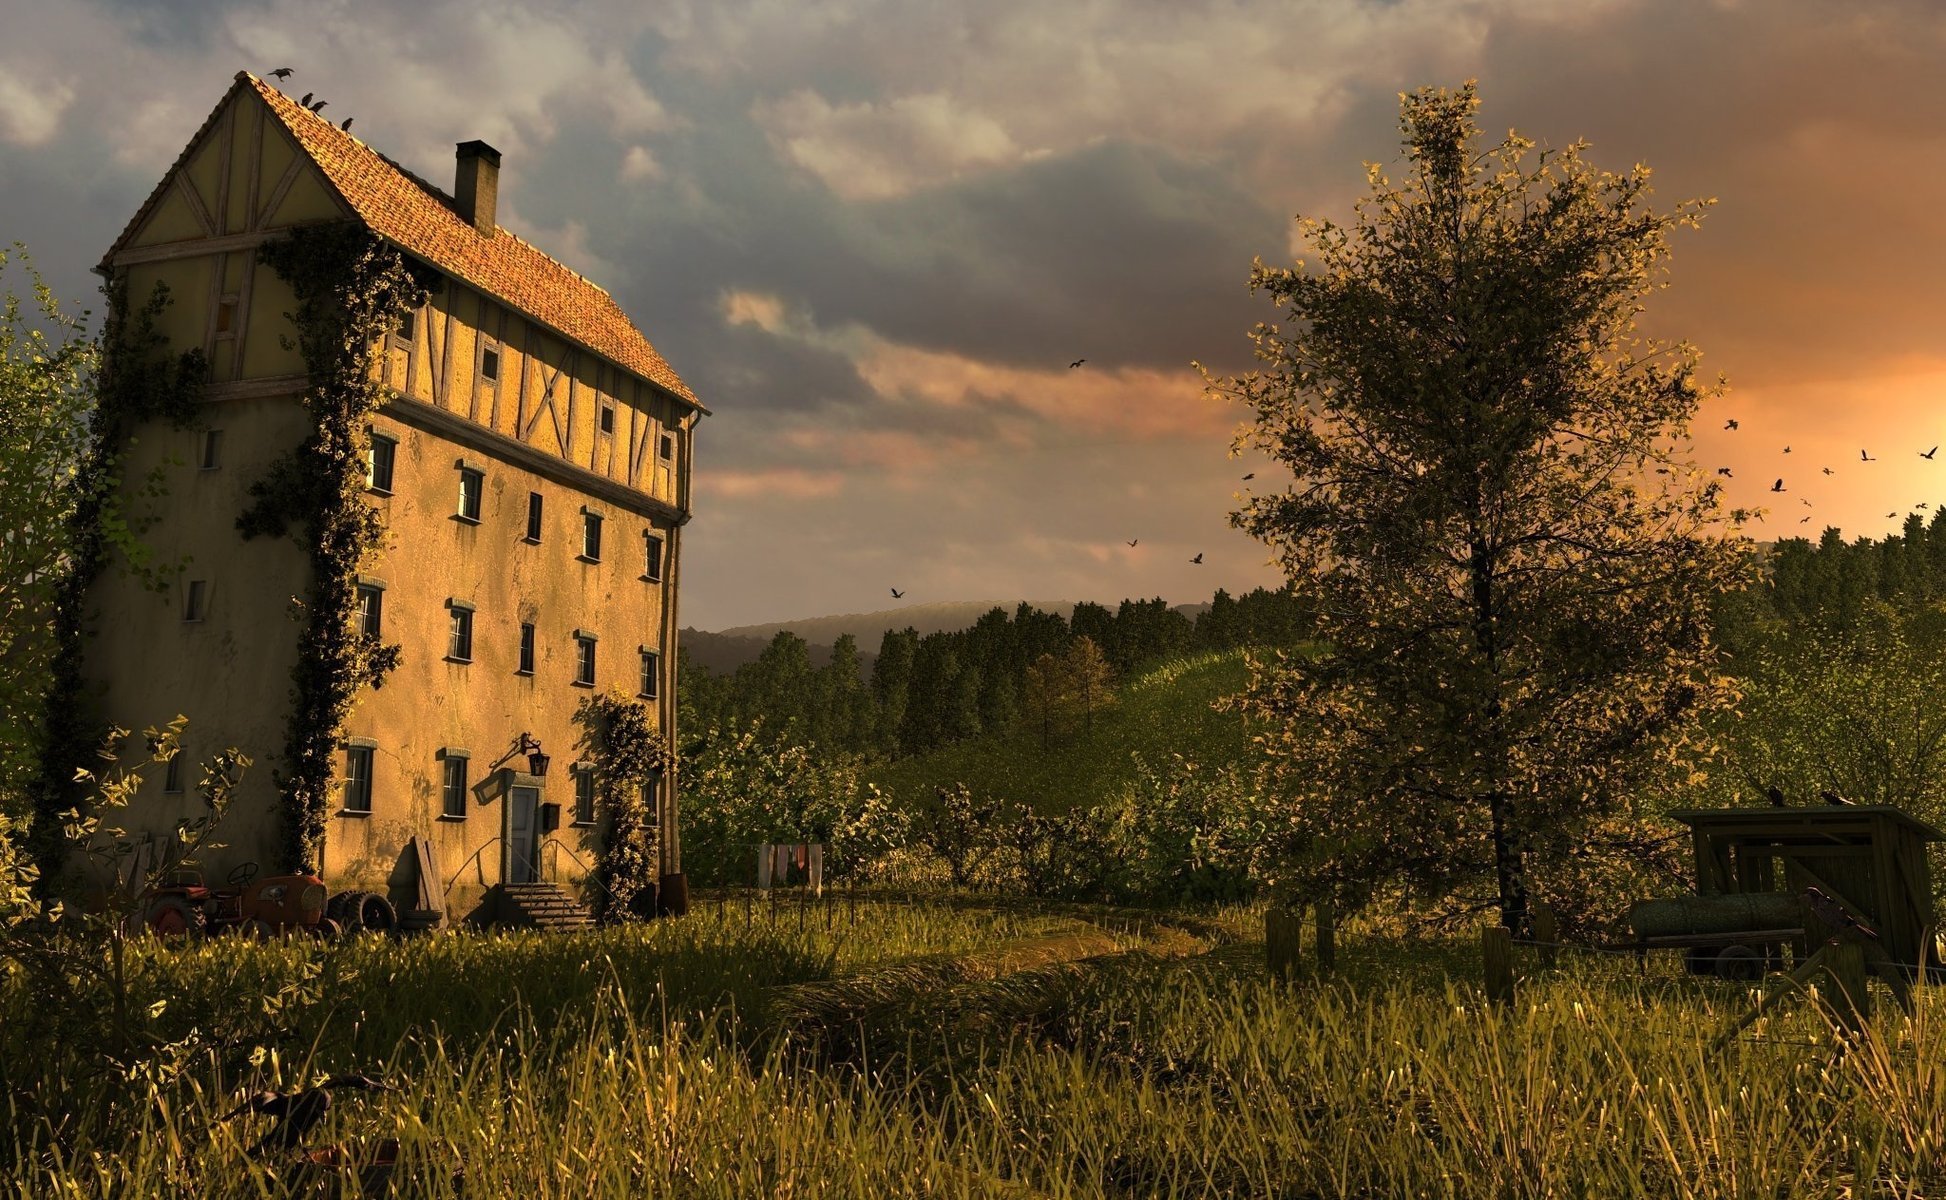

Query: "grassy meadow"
(7, 893), (1946, 1197)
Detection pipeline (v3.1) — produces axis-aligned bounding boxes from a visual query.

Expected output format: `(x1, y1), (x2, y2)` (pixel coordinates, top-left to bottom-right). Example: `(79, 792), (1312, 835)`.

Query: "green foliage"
(1201, 82), (1751, 932)
(243, 223), (427, 871)
(30, 266), (207, 884)
(574, 692), (673, 917)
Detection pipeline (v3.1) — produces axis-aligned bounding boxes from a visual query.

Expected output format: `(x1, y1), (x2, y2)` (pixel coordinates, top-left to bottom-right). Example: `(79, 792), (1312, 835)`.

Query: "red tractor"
(139, 862), (338, 939)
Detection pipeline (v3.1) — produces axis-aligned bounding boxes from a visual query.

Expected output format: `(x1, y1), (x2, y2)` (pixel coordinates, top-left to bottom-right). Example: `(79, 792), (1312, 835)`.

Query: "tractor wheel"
(326, 891), (356, 926)
(352, 893), (398, 935)
(242, 918), (279, 941)
(1715, 944), (1765, 981)
(143, 896), (204, 940)
(1683, 947), (1718, 976)
(311, 917), (342, 939)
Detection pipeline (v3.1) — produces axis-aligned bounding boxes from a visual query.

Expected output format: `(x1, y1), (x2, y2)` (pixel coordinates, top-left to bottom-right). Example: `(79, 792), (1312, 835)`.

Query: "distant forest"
(678, 586), (1313, 759)
(1753, 511), (1946, 633)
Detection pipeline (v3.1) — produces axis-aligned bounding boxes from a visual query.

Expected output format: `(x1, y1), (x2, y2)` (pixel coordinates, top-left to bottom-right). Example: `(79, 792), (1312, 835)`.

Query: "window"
(574, 633), (596, 686)
(447, 603), (474, 662)
(356, 584), (383, 638)
(367, 433), (396, 493)
(163, 752), (183, 795)
(183, 580), (207, 622)
(581, 510), (603, 561)
(517, 622), (535, 675)
(440, 752), (468, 818)
(214, 297), (237, 335)
(398, 308), (415, 341)
(524, 492), (543, 543)
(659, 433), (674, 461)
(457, 466), (482, 521)
(343, 745), (374, 814)
(639, 648), (659, 700)
(643, 532), (664, 583)
(599, 401), (615, 435)
(200, 429), (223, 470)
(573, 766), (595, 826)
(481, 346), (500, 382)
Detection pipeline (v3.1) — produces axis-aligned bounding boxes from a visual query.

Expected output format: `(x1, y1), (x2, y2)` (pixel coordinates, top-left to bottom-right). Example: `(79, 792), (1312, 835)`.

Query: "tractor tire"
(143, 896), (204, 940)
(242, 917), (278, 941)
(326, 891), (355, 926)
(348, 892), (398, 935)
(311, 917), (342, 939)
(1715, 944), (1765, 981)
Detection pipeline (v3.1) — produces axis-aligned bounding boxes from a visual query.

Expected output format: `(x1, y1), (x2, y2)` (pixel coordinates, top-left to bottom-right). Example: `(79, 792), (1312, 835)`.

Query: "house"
(83, 72), (704, 922)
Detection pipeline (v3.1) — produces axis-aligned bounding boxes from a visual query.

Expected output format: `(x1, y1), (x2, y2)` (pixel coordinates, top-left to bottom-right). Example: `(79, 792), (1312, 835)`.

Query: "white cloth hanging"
(757, 843), (773, 889)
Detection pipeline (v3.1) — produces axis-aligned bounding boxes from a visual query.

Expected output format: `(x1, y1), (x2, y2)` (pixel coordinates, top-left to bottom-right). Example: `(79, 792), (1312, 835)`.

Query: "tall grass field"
(6, 894), (1944, 1197)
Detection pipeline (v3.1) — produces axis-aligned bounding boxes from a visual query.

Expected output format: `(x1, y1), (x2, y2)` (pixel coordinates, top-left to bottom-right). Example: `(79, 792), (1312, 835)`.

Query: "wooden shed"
(1665, 804), (1945, 975)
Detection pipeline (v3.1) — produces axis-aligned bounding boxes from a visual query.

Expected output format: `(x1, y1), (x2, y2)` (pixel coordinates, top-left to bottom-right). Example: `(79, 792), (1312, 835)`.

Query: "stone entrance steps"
(493, 881), (597, 932)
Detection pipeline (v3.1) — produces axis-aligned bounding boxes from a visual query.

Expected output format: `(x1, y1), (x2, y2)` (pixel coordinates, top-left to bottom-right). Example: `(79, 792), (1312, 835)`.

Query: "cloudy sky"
(3, 0), (1943, 630)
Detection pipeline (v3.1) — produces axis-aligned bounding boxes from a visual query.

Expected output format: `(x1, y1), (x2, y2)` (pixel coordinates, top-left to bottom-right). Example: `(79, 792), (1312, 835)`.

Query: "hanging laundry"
(808, 844), (824, 896)
(795, 843), (809, 872)
(757, 843), (773, 889)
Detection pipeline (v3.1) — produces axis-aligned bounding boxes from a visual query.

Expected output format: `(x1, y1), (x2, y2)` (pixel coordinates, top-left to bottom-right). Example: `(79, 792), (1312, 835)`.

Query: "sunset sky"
(3, 0), (1943, 629)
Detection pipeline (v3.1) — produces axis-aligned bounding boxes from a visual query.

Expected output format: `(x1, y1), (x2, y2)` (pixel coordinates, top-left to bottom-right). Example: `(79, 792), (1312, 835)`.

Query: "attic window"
(659, 433), (674, 461)
(481, 347), (500, 382)
(600, 401), (615, 435)
(214, 297), (237, 335)
(398, 309), (415, 341)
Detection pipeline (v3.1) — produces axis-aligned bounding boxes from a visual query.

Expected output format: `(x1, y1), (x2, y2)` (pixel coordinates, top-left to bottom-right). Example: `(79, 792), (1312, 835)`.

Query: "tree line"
(678, 587), (1314, 760)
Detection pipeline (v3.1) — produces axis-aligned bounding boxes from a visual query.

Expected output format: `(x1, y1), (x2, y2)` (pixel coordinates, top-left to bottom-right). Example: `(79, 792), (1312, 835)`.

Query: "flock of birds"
(266, 67), (354, 131)
(1720, 417), (1941, 524)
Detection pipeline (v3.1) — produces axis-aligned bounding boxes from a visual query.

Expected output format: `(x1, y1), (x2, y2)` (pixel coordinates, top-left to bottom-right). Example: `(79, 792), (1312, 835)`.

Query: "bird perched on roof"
(1766, 785), (1788, 807)
(309, 100), (327, 113)
(1820, 789), (1852, 806)
(1803, 886), (1877, 940)
(269, 67), (293, 81)
(299, 92), (313, 106)
(221, 1074), (392, 1156)
(340, 116), (353, 131)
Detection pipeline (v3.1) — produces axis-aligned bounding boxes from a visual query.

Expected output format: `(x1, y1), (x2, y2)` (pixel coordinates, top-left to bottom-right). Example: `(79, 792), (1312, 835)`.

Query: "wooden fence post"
(1826, 940), (1871, 1037)
(1266, 906), (1302, 981)
(1531, 904), (1557, 971)
(1483, 925), (1515, 1006)
(1314, 904), (1336, 974)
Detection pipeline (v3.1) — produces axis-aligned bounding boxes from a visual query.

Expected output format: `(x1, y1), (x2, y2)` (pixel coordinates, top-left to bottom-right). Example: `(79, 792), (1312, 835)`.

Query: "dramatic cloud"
(6, 0), (1943, 626)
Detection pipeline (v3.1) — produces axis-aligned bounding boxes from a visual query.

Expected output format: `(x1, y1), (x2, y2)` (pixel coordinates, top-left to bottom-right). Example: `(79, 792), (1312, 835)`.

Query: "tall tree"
(1064, 636), (1116, 737)
(1021, 652), (1070, 750)
(1203, 82), (1749, 933)
(871, 627), (917, 753)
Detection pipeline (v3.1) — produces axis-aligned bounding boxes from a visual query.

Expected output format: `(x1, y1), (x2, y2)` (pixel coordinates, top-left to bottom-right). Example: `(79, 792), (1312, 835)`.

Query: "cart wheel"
(1715, 944), (1765, 981)
(1683, 947), (1718, 976)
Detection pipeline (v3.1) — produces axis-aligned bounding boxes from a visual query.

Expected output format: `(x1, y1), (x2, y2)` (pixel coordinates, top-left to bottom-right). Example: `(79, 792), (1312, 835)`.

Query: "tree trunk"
(1471, 531), (1530, 937)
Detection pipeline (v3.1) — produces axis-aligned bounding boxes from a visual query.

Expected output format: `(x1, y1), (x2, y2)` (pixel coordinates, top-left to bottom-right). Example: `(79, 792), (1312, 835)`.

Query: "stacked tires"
(326, 890), (398, 935)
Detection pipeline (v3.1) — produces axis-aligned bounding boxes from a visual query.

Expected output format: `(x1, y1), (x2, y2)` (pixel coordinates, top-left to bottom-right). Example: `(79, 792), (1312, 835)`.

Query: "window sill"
(443, 655), (473, 665)
(436, 814), (468, 823)
(338, 808), (372, 819)
(182, 618), (205, 625)
(452, 513), (481, 526)
(576, 554), (601, 564)
(521, 535), (541, 545)
(570, 820), (598, 829)
(514, 668), (534, 677)
(571, 680), (595, 689)
(640, 574), (662, 584)
(367, 486), (393, 497)
(637, 692), (657, 702)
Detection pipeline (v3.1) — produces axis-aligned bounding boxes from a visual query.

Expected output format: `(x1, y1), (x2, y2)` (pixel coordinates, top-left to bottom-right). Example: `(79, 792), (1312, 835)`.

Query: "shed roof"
(1665, 805), (1946, 842)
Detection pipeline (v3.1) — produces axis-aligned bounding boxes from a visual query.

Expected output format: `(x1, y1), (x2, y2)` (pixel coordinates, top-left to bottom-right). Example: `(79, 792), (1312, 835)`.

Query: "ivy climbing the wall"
(31, 275), (207, 886)
(576, 693), (673, 919)
(240, 222), (428, 872)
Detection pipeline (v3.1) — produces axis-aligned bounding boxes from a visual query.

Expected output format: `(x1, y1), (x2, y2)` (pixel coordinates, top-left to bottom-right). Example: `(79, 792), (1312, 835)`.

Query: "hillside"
(681, 629), (878, 677)
(864, 647), (1271, 815)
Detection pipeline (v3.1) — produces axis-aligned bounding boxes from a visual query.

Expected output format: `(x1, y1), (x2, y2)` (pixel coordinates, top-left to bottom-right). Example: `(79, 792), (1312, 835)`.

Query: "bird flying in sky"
(269, 67), (293, 80)
(1190, 553), (1204, 564)
(1241, 472), (1254, 480)
(1771, 479), (1786, 492)
(1783, 446), (1791, 453)
(1925, 446), (1939, 459)
(1724, 419), (1739, 430)
(1068, 358), (1085, 369)
(1800, 516), (1810, 523)
(1126, 539), (1138, 547)
(1801, 499), (1812, 507)
(1863, 449), (1878, 461)
(889, 588), (904, 598)
(1823, 467), (1835, 475)
(1716, 467), (1733, 477)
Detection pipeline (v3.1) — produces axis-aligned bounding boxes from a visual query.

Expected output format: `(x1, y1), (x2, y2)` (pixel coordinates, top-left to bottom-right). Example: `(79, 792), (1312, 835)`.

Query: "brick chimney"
(453, 140), (500, 235)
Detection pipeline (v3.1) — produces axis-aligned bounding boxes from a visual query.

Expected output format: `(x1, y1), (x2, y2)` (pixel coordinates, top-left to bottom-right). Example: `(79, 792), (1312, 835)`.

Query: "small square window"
(163, 751), (183, 795)
(573, 768), (595, 826)
(457, 467), (483, 521)
(659, 433), (674, 461)
(214, 298), (236, 335)
(441, 755), (468, 819)
(398, 309), (415, 341)
(639, 649), (660, 700)
(367, 434), (396, 493)
(356, 585), (383, 639)
(517, 622), (535, 675)
(343, 745), (374, 814)
(581, 511), (603, 561)
(524, 492), (543, 543)
(183, 580), (208, 622)
(448, 606), (474, 662)
(200, 429), (223, 470)
(642, 769), (662, 829)
(574, 635), (596, 687)
(481, 347), (500, 382)
(643, 533), (664, 583)
(600, 402), (615, 435)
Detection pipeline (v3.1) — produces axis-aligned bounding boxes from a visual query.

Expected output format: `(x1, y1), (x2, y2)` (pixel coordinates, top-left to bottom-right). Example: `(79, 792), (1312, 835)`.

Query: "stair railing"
(442, 836), (505, 904)
(538, 836), (633, 918)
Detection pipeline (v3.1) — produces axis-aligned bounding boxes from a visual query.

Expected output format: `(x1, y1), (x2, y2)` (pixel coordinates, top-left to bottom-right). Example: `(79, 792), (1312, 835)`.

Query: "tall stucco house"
(84, 72), (703, 923)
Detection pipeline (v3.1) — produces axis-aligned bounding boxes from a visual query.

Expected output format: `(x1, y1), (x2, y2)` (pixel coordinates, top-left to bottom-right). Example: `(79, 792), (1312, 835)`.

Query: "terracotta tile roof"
(114, 73), (702, 412)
